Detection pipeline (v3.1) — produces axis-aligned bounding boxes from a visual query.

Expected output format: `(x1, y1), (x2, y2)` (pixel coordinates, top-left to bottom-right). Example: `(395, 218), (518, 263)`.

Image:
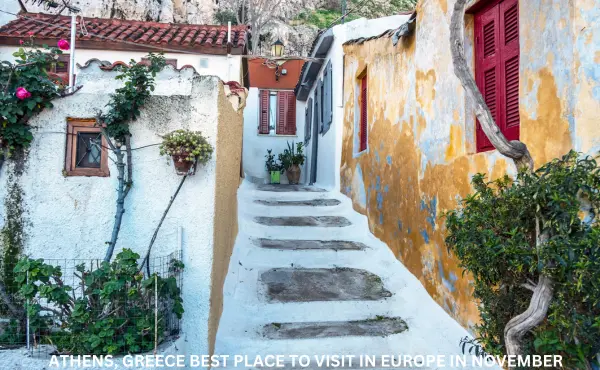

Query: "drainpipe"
(68, 13), (76, 91)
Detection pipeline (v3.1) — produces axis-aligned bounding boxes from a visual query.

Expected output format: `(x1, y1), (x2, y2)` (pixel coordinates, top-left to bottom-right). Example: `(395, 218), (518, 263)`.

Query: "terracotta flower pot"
(286, 164), (301, 184)
(172, 154), (195, 175)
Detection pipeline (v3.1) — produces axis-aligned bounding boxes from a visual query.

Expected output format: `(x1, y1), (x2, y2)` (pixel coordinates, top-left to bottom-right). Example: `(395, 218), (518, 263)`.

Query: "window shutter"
(360, 75), (368, 152)
(318, 79), (324, 133)
(276, 91), (286, 135)
(305, 97), (313, 143)
(259, 90), (270, 134)
(285, 92), (296, 135)
(500, 0), (520, 142)
(314, 84), (320, 134)
(475, 3), (500, 152)
(322, 61), (333, 135)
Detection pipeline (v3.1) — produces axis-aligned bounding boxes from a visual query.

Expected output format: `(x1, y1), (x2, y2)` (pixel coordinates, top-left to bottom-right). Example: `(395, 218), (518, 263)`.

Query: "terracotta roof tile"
(0, 13), (249, 55)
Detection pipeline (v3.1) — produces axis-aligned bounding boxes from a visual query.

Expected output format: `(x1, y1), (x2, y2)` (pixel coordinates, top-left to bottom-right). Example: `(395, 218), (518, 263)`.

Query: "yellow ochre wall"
(340, 0), (600, 329)
(208, 85), (244, 354)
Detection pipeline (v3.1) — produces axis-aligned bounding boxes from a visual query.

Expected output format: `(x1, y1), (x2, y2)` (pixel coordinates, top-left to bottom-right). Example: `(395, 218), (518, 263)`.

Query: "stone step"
(254, 216), (351, 227)
(263, 317), (408, 339)
(260, 268), (392, 303)
(254, 199), (341, 207)
(256, 184), (326, 192)
(256, 239), (367, 251)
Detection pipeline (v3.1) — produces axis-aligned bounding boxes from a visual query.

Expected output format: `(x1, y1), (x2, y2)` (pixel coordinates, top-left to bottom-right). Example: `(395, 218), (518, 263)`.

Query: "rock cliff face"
(13, 0), (216, 24)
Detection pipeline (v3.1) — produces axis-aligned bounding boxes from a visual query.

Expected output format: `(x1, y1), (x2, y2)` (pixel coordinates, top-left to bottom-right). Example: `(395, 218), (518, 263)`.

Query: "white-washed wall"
(242, 87), (307, 184)
(0, 46), (243, 83)
(0, 63), (224, 356)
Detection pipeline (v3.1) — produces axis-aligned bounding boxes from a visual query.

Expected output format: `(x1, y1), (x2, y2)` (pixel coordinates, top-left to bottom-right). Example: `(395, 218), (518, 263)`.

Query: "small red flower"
(57, 39), (70, 51)
(19, 40), (24, 45)
(16, 87), (32, 100)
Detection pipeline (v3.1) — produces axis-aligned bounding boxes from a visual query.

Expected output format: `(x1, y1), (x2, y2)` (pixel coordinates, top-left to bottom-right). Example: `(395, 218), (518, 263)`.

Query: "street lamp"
(271, 39), (284, 57)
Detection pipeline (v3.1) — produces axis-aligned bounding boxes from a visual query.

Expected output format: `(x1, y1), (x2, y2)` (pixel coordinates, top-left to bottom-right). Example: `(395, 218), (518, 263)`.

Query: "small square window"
(65, 119), (109, 177)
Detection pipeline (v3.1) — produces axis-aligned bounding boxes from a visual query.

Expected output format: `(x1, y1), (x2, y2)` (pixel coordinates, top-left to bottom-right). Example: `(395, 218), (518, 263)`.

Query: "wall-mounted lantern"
(271, 39), (285, 58)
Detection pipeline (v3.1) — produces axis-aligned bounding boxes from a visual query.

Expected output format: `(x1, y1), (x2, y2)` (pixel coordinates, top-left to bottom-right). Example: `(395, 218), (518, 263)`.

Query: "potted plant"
(278, 141), (305, 185)
(159, 129), (213, 175)
(265, 149), (281, 184)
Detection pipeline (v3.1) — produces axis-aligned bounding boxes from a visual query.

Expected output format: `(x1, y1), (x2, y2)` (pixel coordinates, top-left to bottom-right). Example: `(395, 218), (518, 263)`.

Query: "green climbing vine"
(98, 53), (166, 262)
(445, 151), (600, 368)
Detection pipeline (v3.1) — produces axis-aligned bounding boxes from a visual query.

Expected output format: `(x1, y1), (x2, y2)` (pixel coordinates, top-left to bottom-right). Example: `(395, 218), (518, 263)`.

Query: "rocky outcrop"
(14, 0), (216, 24)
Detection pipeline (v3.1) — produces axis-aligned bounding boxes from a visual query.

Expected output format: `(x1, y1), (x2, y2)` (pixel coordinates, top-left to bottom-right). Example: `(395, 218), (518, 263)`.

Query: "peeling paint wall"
(340, 0), (599, 329)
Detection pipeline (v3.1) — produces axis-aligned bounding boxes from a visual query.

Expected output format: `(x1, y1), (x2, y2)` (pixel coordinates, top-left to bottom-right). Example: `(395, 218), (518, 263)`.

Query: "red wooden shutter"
(475, 3), (500, 152)
(500, 0), (520, 141)
(360, 75), (368, 152)
(276, 92), (286, 135)
(259, 90), (270, 134)
(285, 92), (296, 135)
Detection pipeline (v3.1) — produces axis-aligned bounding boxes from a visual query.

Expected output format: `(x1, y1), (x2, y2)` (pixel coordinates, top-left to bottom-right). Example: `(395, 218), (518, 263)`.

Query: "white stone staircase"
(215, 181), (488, 369)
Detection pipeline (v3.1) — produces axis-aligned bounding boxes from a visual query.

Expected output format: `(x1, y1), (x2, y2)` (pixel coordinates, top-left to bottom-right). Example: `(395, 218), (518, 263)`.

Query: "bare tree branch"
(450, 0), (552, 356)
(139, 175), (188, 275)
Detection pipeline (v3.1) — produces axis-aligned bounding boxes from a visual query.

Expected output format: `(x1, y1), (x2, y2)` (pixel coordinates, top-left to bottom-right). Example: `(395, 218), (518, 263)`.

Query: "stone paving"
(215, 181), (486, 370)
(261, 268), (392, 302)
(256, 239), (367, 250)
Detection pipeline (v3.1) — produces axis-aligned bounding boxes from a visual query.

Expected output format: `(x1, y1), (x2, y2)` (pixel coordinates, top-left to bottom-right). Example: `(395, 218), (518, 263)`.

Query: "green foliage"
(0, 180), (25, 315)
(265, 149), (282, 172)
(101, 53), (166, 141)
(214, 9), (238, 25)
(0, 40), (66, 152)
(0, 319), (24, 345)
(13, 249), (184, 355)
(296, 0), (417, 28)
(294, 9), (359, 29)
(159, 129), (213, 164)
(278, 141), (305, 171)
(445, 151), (600, 368)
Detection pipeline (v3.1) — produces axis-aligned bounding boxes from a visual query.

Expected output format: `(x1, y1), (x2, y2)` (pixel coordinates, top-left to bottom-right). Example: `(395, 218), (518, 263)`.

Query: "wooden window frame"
(358, 69), (368, 153)
(473, 0), (520, 153)
(258, 89), (296, 136)
(64, 118), (110, 177)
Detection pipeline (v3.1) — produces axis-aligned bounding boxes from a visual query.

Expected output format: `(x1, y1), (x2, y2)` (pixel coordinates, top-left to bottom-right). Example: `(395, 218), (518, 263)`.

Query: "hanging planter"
(171, 153), (196, 175)
(160, 129), (213, 176)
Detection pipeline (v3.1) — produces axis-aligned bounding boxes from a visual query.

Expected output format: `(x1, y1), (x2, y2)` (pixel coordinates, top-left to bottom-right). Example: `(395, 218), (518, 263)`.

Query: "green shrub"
(445, 151), (600, 368)
(14, 249), (184, 355)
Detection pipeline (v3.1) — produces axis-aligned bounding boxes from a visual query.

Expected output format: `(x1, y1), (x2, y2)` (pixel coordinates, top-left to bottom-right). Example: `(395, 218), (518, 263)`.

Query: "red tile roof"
(0, 13), (249, 55)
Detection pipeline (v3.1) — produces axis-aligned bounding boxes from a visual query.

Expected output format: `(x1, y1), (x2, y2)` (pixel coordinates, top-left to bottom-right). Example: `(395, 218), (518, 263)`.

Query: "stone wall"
(340, 0), (600, 329)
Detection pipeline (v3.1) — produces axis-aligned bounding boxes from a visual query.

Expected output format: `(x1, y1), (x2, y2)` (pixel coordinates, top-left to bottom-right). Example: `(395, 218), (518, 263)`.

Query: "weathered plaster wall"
(207, 85), (243, 355)
(340, 0), (599, 329)
(0, 47), (244, 84)
(242, 87), (307, 184)
(302, 15), (411, 190)
(0, 64), (233, 355)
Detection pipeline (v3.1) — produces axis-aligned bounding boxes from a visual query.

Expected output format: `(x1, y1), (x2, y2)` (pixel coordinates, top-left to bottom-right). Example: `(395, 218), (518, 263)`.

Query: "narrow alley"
(215, 182), (479, 369)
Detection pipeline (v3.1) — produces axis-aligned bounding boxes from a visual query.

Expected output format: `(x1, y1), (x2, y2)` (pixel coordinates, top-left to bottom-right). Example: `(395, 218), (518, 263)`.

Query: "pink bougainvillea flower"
(19, 40), (24, 45)
(27, 31), (34, 36)
(15, 87), (31, 100)
(57, 39), (70, 51)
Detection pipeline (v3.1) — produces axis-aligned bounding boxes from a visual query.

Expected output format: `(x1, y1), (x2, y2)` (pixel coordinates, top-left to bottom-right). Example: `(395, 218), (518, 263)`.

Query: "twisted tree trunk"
(449, 0), (553, 356)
